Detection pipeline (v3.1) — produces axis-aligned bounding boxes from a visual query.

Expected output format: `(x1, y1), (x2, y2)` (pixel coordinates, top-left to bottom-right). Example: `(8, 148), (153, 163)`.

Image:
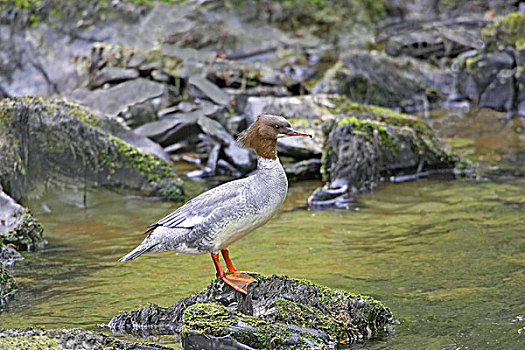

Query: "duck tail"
(118, 243), (158, 262)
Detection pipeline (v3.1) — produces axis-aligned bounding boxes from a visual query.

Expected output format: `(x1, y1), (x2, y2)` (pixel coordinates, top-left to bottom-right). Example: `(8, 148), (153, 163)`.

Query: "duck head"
(238, 114), (312, 159)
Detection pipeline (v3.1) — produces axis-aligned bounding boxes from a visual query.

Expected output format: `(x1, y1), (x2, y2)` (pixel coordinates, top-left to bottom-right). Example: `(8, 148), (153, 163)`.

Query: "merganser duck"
(119, 114), (311, 293)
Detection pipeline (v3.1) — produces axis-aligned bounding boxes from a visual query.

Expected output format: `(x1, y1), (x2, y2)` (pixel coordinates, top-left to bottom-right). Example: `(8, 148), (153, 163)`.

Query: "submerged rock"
(0, 97), (183, 201)
(109, 274), (392, 349)
(0, 328), (169, 349)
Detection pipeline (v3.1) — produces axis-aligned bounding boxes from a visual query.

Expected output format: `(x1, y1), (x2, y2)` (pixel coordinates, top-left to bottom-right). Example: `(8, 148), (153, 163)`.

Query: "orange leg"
(210, 252), (255, 294)
(221, 249), (238, 273)
(211, 252), (225, 278)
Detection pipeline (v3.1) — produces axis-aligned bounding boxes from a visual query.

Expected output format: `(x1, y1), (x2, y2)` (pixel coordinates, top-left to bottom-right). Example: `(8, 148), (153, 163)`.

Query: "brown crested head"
(238, 114), (311, 159)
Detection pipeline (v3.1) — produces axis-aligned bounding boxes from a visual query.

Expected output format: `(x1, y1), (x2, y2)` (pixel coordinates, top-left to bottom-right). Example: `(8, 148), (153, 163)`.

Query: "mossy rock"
(227, 0), (386, 40)
(110, 274), (392, 349)
(0, 97), (183, 201)
(481, 12), (525, 51)
(310, 95), (461, 208)
(0, 328), (169, 349)
(0, 210), (44, 251)
(0, 262), (17, 306)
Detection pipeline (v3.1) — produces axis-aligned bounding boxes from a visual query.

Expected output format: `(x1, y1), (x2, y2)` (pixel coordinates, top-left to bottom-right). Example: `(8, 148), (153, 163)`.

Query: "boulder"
(310, 96), (460, 208)
(313, 51), (455, 113)
(109, 274), (393, 349)
(456, 12), (525, 115)
(0, 97), (184, 201)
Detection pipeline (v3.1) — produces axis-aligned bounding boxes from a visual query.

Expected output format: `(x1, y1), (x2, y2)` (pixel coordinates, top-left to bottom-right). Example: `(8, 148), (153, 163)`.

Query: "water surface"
(1, 108), (524, 349)
(1, 177), (523, 349)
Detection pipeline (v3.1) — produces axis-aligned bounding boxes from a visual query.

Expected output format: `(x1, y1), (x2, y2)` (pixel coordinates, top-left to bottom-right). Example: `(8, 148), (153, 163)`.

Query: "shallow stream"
(1, 109), (524, 349)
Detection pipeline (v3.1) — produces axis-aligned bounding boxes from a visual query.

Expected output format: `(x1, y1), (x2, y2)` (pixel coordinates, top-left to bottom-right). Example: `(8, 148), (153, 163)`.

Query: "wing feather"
(148, 179), (249, 230)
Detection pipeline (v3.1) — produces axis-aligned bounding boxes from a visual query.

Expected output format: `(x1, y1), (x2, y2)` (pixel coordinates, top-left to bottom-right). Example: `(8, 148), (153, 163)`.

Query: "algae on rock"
(310, 95), (459, 208)
(110, 274), (393, 349)
(0, 328), (169, 349)
(0, 97), (183, 201)
(0, 262), (16, 306)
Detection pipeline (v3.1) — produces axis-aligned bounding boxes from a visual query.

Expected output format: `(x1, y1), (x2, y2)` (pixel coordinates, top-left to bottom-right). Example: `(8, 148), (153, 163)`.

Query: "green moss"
(103, 136), (170, 183)
(101, 136), (183, 200)
(331, 97), (432, 135)
(66, 103), (100, 128)
(0, 210), (44, 250)
(482, 12), (525, 49)
(0, 262), (17, 298)
(226, 0), (386, 37)
(0, 336), (66, 350)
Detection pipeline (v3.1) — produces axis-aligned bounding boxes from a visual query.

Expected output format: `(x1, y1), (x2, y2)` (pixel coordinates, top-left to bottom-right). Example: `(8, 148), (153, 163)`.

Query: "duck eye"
(274, 124), (279, 129)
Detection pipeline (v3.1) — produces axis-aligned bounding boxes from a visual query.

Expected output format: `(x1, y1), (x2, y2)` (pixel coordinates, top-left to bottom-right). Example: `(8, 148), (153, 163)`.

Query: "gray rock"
(0, 97), (183, 201)
(478, 68), (516, 111)
(134, 111), (202, 147)
(66, 78), (165, 118)
(161, 44), (217, 63)
(197, 115), (252, 170)
(0, 244), (23, 268)
(283, 159), (322, 181)
(0, 189), (44, 252)
(188, 76), (232, 106)
(313, 51), (455, 113)
(0, 25), (86, 98)
(457, 52), (516, 111)
(109, 274), (393, 348)
(88, 67), (139, 89)
(0, 189), (24, 236)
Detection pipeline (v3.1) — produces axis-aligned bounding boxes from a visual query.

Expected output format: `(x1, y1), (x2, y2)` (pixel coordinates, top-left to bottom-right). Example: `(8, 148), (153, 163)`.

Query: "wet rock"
(0, 262), (16, 306)
(0, 24), (85, 98)
(0, 97), (183, 201)
(135, 110), (252, 175)
(161, 44), (217, 64)
(197, 115), (252, 171)
(0, 189), (44, 251)
(383, 0), (519, 23)
(309, 96), (459, 209)
(0, 244), (23, 268)
(283, 159), (322, 181)
(0, 328), (168, 349)
(109, 274), (393, 349)
(313, 51), (455, 113)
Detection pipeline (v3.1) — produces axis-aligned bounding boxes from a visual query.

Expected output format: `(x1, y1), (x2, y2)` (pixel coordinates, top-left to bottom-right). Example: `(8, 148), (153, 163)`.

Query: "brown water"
(1, 108), (524, 349)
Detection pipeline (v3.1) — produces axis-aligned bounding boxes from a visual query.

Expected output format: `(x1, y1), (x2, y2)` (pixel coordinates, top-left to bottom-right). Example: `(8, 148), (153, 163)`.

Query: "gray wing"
(149, 178), (249, 230)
